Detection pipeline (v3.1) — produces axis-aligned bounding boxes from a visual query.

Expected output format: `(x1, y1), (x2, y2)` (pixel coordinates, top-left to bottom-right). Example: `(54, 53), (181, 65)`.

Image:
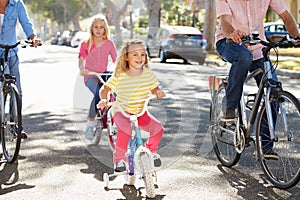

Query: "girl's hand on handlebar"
(155, 89), (165, 99)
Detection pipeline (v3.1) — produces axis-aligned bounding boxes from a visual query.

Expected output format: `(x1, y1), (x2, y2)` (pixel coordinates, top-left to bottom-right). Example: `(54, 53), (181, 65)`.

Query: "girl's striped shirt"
(105, 67), (159, 115)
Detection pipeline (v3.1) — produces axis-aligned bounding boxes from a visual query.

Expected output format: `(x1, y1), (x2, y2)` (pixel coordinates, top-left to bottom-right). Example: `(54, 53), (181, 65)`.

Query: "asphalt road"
(0, 45), (300, 199)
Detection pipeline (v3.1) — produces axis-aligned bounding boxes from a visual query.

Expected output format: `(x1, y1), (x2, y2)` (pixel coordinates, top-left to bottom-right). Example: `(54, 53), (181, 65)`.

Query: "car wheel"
(159, 49), (166, 63)
(198, 57), (205, 65)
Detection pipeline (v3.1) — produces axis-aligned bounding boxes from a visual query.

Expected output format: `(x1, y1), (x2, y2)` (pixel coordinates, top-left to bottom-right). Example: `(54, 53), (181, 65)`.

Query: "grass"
(207, 47), (300, 71)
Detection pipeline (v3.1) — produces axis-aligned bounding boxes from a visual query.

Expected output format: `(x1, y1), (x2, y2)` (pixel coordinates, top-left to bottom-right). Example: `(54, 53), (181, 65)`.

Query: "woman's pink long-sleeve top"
(79, 39), (117, 82)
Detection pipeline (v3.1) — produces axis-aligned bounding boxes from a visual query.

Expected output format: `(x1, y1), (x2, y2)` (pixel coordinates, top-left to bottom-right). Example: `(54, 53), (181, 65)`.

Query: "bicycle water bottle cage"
(268, 80), (282, 88)
(246, 93), (257, 110)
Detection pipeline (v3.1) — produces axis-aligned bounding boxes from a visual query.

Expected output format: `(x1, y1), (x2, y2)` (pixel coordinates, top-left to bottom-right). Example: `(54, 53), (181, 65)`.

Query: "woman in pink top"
(78, 14), (117, 140)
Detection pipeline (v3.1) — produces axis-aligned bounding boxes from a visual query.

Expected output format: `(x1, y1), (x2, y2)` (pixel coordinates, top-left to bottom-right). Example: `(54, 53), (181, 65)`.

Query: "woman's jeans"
(216, 38), (278, 149)
(85, 73), (111, 119)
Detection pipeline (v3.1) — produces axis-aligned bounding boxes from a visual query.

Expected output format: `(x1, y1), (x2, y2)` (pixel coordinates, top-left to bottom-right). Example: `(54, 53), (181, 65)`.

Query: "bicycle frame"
(127, 114), (154, 175)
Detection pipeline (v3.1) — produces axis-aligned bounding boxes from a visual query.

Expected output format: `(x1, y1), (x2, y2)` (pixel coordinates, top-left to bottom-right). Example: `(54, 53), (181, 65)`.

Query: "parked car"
(66, 30), (79, 46)
(146, 26), (207, 64)
(57, 30), (71, 45)
(50, 32), (61, 45)
(70, 31), (89, 48)
(264, 22), (289, 42)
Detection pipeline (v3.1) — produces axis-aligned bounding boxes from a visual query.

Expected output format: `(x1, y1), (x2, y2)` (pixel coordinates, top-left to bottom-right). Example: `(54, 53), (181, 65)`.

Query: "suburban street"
(0, 44), (300, 200)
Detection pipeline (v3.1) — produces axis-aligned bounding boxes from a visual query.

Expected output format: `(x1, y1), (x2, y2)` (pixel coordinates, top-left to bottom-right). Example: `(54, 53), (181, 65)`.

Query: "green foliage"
(137, 16), (148, 28)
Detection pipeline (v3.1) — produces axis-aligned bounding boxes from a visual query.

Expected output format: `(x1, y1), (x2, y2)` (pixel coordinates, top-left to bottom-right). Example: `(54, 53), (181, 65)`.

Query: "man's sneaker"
(21, 130), (28, 139)
(114, 160), (126, 173)
(263, 148), (279, 160)
(221, 108), (236, 122)
(153, 153), (162, 168)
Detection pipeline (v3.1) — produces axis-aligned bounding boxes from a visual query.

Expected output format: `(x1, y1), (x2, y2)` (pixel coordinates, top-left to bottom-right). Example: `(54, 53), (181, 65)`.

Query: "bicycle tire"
(256, 90), (300, 189)
(1, 86), (22, 163)
(140, 152), (155, 198)
(106, 109), (117, 152)
(91, 125), (102, 145)
(210, 83), (241, 167)
(91, 111), (103, 145)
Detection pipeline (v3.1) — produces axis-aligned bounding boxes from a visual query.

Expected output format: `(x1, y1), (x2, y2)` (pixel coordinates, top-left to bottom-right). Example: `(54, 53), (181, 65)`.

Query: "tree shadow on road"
(0, 161), (35, 195)
(216, 164), (300, 200)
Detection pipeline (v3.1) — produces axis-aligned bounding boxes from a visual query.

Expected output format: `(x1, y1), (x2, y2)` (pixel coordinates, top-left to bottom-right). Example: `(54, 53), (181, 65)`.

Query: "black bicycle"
(209, 33), (300, 189)
(0, 40), (36, 163)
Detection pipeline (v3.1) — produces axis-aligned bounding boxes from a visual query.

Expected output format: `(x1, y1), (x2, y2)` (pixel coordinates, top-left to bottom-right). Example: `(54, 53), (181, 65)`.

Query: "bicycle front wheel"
(1, 86), (22, 163)
(256, 90), (300, 189)
(140, 152), (155, 198)
(91, 111), (103, 145)
(210, 83), (241, 167)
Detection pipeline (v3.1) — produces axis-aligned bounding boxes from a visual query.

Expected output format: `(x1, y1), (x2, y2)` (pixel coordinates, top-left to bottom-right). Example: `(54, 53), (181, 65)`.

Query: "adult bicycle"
(103, 95), (160, 199)
(0, 40), (36, 163)
(209, 33), (300, 189)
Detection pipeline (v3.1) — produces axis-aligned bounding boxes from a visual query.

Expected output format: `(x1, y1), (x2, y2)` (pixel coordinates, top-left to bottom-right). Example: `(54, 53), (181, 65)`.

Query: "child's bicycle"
(208, 33), (300, 189)
(86, 71), (115, 146)
(103, 95), (159, 199)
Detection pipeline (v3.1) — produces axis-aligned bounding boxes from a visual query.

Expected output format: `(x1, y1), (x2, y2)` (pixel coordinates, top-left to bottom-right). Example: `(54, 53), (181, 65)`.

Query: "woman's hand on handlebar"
(80, 68), (89, 76)
(97, 99), (108, 109)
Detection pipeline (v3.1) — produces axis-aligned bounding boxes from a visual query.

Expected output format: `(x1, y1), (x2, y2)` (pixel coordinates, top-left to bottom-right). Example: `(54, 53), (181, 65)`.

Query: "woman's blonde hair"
(114, 39), (149, 77)
(86, 14), (110, 52)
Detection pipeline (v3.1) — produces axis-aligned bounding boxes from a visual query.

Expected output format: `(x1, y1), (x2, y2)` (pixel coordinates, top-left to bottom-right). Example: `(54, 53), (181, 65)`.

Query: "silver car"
(146, 26), (207, 64)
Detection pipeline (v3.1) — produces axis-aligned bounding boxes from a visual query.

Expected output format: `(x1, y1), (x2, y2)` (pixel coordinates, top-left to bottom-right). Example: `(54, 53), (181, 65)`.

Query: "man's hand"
(228, 30), (245, 44)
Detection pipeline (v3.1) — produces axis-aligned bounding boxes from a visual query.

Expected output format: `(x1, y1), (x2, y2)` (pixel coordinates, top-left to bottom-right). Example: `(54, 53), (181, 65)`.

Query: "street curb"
(276, 69), (300, 79)
(205, 59), (300, 79)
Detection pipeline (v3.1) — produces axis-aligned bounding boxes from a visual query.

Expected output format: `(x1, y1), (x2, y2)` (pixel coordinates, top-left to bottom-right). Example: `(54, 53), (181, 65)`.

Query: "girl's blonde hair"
(114, 39), (149, 77)
(86, 14), (110, 52)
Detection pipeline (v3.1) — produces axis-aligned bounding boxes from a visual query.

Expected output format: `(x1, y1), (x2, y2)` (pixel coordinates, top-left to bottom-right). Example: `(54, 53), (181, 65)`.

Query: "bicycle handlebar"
(226, 33), (300, 48)
(117, 95), (157, 119)
(0, 40), (42, 60)
(87, 71), (112, 84)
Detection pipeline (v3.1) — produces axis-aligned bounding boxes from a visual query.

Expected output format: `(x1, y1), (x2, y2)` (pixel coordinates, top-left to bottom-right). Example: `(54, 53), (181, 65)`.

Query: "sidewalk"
(205, 57), (300, 79)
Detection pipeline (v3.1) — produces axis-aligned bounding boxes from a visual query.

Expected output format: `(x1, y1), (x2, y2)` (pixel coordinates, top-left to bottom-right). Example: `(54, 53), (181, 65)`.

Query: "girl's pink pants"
(113, 111), (164, 163)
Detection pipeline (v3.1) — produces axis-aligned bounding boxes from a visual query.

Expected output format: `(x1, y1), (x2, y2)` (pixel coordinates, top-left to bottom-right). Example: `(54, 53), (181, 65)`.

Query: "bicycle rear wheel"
(256, 90), (300, 189)
(210, 83), (241, 167)
(1, 86), (22, 163)
(140, 152), (155, 198)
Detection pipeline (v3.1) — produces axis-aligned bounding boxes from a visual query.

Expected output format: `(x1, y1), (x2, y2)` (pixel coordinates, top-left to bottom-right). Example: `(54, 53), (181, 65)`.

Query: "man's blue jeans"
(216, 38), (278, 149)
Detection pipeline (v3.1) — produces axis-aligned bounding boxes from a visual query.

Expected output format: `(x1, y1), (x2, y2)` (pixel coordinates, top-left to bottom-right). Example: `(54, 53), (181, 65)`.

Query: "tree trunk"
(143, 0), (162, 38)
(204, 0), (216, 52)
(86, 0), (102, 15)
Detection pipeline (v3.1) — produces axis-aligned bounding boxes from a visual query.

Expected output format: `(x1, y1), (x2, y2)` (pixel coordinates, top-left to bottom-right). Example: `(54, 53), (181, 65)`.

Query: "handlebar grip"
(226, 38), (234, 45)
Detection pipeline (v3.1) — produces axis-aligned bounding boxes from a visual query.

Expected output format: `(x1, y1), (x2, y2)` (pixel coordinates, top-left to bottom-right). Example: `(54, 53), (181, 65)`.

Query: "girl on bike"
(78, 14), (117, 140)
(98, 39), (165, 172)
